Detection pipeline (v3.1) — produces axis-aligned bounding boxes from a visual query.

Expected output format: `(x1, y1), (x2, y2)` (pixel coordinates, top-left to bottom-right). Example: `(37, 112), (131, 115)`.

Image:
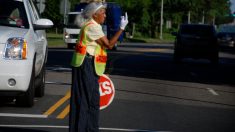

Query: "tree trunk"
(131, 23), (135, 38)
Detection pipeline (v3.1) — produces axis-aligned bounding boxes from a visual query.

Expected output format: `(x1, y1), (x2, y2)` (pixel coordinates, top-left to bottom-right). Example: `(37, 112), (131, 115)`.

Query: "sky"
(231, 0), (235, 12)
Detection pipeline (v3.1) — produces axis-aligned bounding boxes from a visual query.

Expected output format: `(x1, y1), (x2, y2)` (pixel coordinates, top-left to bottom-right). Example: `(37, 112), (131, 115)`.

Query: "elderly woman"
(69, 2), (128, 132)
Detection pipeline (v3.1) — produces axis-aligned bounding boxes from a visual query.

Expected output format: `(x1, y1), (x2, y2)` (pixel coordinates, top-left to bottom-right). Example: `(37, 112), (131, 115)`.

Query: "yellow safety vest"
(71, 21), (107, 76)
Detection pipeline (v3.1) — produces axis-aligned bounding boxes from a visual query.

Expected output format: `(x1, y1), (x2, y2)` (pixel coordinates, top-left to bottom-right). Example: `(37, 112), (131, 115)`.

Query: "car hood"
(0, 26), (28, 44)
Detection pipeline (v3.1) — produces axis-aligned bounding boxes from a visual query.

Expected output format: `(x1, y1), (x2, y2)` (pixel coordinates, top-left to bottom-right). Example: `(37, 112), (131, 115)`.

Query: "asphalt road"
(0, 43), (235, 132)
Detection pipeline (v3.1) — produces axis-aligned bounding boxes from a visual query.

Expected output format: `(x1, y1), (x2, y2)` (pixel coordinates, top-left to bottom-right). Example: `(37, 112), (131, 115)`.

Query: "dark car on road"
(172, 24), (219, 64)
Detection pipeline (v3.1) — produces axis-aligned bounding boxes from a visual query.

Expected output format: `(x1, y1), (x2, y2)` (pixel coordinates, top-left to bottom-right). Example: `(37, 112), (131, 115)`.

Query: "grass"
(127, 33), (175, 43)
(46, 33), (65, 48)
(46, 32), (175, 48)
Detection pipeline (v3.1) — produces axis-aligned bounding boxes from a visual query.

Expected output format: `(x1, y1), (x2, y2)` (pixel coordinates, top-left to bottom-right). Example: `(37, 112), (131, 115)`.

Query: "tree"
(43, 0), (232, 37)
(42, 0), (63, 28)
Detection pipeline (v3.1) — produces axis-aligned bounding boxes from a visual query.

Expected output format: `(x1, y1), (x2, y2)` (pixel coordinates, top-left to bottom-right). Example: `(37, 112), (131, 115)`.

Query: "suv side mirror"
(33, 19), (54, 30)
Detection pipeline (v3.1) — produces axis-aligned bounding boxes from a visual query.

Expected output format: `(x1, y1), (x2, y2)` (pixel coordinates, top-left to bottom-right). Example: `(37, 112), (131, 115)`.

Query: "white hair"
(82, 2), (106, 19)
(74, 11), (87, 27)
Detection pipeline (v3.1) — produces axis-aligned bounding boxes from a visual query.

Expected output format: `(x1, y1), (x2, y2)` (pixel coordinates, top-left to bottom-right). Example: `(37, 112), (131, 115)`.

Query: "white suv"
(0, 0), (53, 107)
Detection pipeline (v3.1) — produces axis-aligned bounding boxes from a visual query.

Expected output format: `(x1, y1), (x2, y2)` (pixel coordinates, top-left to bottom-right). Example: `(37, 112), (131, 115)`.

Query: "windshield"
(218, 25), (235, 33)
(66, 13), (84, 28)
(0, 0), (29, 28)
(180, 25), (214, 37)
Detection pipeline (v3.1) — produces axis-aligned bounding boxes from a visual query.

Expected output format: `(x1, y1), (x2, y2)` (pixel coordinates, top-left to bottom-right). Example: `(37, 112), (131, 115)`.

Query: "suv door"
(27, 0), (46, 75)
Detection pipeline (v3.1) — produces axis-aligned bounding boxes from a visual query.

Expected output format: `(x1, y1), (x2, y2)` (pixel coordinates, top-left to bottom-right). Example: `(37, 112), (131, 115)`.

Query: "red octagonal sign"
(99, 74), (115, 110)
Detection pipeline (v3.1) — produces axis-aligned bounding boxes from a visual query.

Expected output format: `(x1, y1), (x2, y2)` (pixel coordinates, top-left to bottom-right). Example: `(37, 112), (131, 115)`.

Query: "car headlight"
(64, 32), (70, 39)
(3, 37), (27, 60)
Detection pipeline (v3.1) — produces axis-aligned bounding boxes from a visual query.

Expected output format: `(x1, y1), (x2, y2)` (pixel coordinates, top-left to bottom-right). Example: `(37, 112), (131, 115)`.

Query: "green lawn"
(46, 33), (65, 48)
(46, 32), (175, 48)
(127, 32), (175, 43)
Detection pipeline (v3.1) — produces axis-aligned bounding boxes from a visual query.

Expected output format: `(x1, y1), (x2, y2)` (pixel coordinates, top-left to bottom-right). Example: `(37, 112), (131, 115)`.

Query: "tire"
(210, 55), (219, 65)
(35, 63), (45, 97)
(173, 48), (181, 63)
(210, 50), (219, 65)
(16, 57), (35, 107)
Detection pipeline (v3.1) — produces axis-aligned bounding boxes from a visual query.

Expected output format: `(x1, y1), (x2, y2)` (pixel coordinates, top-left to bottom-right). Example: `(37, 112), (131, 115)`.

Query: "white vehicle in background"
(64, 2), (123, 50)
(0, 0), (53, 107)
(63, 12), (83, 49)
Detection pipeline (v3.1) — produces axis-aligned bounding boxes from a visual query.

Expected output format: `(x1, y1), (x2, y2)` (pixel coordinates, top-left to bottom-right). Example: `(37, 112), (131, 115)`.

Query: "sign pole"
(64, 0), (67, 25)
(160, 0), (163, 40)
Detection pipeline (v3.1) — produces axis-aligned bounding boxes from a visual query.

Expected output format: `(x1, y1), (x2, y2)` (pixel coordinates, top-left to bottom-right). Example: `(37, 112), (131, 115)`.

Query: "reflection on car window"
(67, 14), (85, 28)
(0, 0), (29, 28)
(28, 0), (40, 22)
(218, 25), (235, 33)
(68, 14), (78, 27)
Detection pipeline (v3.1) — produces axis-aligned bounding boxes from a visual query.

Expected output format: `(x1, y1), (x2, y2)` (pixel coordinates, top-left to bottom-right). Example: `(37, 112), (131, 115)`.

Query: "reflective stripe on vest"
(71, 22), (93, 67)
(94, 45), (107, 76)
(71, 21), (107, 76)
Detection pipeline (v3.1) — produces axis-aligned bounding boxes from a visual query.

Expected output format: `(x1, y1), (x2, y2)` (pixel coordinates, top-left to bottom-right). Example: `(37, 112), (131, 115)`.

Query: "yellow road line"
(56, 105), (70, 119)
(43, 91), (71, 116)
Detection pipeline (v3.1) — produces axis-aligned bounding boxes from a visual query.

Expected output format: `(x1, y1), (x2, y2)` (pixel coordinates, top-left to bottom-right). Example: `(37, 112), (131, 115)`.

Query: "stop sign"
(99, 74), (115, 110)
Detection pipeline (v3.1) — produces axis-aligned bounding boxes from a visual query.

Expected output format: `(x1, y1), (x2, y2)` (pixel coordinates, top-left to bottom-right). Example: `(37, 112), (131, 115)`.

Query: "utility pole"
(35, 0), (45, 14)
(160, 0), (163, 40)
(60, 0), (70, 25)
(64, 0), (68, 25)
(39, 0), (42, 13)
(188, 11), (191, 24)
(202, 10), (205, 24)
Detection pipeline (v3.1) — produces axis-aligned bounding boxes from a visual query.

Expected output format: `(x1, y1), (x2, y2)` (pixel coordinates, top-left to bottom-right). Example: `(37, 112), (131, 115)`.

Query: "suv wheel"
(16, 57), (35, 107)
(210, 55), (219, 64)
(35, 63), (45, 97)
(173, 48), (181, 63)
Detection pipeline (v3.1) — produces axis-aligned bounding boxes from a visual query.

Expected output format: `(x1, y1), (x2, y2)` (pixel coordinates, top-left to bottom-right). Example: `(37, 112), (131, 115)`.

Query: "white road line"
(0, 113), (48, 118)
(45, 81), (71, 85)
(0, 125), (67, 128)
(207, 88), (219, 96)
(0, 125), (168, 132)
(46, 67), (71, 71)
(100, 127), (163, 132)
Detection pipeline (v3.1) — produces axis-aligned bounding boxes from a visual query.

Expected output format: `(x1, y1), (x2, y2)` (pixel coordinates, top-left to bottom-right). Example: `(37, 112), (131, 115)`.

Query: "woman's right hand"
(120, 12), (128, 30)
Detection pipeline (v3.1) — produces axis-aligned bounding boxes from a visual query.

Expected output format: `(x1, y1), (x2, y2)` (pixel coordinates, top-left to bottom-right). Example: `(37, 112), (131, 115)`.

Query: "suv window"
(0, 0), (29, 28)
(218, 25), (235, 33)
(180, 25), (214, 37)
(66, 13), (85, 28)
(67, 14), (79, 28)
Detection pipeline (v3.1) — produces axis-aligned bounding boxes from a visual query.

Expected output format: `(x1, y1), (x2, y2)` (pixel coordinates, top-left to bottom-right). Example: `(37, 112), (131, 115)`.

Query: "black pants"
(69, 56), (100, 132)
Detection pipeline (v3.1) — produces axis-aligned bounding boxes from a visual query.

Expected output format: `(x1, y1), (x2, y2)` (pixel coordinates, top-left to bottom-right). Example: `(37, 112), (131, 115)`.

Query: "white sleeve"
(86, 24), (105, 41)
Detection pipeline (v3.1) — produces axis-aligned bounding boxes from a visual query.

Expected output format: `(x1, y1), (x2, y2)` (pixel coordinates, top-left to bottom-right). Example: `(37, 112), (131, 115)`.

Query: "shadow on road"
(47, 45), (235, 87)
(0, 127), (48, 132)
